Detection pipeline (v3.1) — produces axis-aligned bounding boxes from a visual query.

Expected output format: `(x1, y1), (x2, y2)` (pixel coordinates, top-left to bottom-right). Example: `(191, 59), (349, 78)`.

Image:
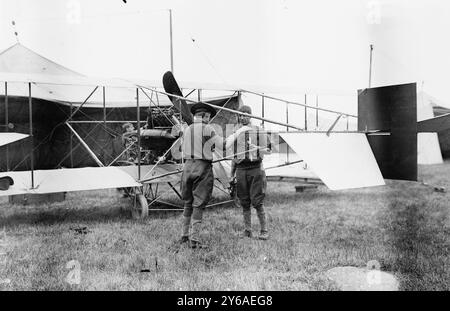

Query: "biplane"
(1, 43), (449, 218)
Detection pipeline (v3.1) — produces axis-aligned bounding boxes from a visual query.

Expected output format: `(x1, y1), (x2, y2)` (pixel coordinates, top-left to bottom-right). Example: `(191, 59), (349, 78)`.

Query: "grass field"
(0, 163), (449, 291)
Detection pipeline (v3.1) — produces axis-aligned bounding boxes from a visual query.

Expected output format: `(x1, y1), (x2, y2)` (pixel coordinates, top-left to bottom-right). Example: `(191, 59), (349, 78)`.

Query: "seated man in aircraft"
(144, 107), (154, 130)
(226, 105), (271, 240)
(121, 122), (138, 163)
(178, 103), (225, 249)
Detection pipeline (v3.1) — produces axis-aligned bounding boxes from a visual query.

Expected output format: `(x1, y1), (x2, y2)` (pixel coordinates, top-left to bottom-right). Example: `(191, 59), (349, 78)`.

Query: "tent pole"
(286, 102), (289, 163)
(316, 95), (319, 130)
(102, 86), (107, 128)
(5, 82), (9, 171)
(169, 9), (174, 74)
(180, 97), (184, 167)
(28, 83), (34, 189)
(304, 94), (308, 130)
(102, 86), (107, 164)
(369, 44), (374, 88)
(136, 88), (141, 180)
(261, 94), (265, 128)
(70, 103), (74, 168)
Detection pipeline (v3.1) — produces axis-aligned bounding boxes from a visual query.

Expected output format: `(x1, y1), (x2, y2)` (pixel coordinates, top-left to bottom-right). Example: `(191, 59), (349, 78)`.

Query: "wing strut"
(65, 122), (105, 167)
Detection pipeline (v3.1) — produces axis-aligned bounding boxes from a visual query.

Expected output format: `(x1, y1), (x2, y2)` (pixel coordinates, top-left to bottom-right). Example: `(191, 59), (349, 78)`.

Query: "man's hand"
(248, 143), (271, 154)
(171, 123), (187, 138)
(260, 147), (271, 155)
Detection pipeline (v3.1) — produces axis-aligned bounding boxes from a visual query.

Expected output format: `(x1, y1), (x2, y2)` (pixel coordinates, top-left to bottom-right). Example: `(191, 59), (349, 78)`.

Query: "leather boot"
(190, 219), (202, 243)
(256, 206), (268, 239)
(190, 219), (208, 249)
(180, 216), (191, 243)
(243, 206), (252, 231)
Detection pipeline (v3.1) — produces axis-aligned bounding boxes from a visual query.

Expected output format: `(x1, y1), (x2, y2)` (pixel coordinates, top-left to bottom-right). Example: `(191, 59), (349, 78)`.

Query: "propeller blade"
(162, 71), (193, 124)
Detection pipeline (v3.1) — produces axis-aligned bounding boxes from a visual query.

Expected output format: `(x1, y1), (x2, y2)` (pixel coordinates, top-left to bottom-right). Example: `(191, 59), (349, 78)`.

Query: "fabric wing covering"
(0, 133), (29, 147)
(119, 164), (181, 184)
(0, 167), (140, 196)
(279, 132), (385, 190)
(118, 163), (229, 187)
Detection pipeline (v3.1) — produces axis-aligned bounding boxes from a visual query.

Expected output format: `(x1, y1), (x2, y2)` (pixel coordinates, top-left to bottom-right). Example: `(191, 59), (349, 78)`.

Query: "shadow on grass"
(384, 200), (449, 290)
(0, 204), (130, 227)
(0, 196), (239, 228)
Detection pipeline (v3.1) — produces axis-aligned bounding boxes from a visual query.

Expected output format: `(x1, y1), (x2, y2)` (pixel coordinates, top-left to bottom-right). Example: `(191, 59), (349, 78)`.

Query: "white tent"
(0, 43), (242, 108)
(0, 43), (145, 106)
(417, 91), (444, 164)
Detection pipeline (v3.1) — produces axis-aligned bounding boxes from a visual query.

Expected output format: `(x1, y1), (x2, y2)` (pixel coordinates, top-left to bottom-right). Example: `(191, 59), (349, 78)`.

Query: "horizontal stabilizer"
(0, 167), (141, 197)
(279, 132), (385, 190)
(417, 113), (450, 133)
(0, 132), (29, 147)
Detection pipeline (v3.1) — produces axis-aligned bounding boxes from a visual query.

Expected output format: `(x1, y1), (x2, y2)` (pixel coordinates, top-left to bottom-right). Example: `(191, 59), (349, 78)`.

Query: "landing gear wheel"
(132, 193), (149, 219)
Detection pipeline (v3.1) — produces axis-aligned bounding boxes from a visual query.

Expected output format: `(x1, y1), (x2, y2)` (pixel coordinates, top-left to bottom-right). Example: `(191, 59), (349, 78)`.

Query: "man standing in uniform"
(178, 102), (224, 249)
(226, 105), (271, 240)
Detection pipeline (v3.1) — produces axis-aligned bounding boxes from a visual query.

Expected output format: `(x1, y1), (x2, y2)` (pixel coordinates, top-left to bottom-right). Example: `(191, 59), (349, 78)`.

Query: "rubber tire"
(132, 194), (149, 219)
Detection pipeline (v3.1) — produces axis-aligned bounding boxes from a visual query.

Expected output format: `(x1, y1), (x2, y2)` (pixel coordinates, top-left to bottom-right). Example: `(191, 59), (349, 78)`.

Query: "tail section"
(358, 83), (418, 181)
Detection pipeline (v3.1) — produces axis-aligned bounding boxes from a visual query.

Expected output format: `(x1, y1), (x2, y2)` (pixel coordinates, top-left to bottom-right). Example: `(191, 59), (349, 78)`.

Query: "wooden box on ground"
(295, 184), (319, 193)
(9, 192), (66, 205)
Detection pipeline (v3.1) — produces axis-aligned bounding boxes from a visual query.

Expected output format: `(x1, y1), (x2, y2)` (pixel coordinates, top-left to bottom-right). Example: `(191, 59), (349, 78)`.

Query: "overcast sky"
(1, 0), (449, 105)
